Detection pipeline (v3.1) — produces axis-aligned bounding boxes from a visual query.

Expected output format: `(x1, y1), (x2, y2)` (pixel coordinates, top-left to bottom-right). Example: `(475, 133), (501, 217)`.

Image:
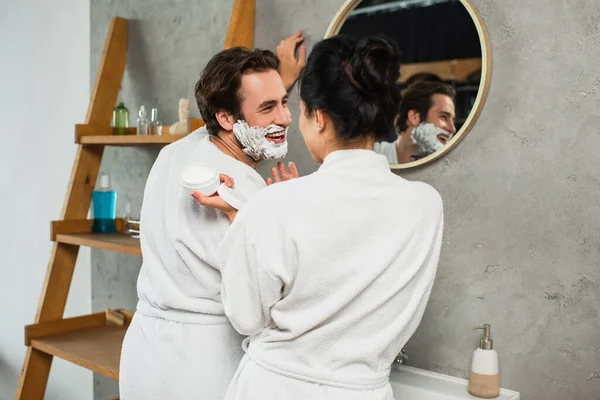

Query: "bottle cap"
(217, 183), (250, 210)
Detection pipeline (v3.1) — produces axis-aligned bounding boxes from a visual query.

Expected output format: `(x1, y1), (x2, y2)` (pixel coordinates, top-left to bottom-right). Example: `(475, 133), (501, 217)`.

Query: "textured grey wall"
(401, 2), (600, 399)
(90, 1), (600, 399)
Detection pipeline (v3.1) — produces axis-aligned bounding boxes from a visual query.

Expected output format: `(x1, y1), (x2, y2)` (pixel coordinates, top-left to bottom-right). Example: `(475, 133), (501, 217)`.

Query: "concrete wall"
(90, 1), (600, 398)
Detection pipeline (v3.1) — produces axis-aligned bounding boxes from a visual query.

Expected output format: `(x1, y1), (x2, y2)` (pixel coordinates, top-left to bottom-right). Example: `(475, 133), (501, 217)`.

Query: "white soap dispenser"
(468, 324), (500, 398)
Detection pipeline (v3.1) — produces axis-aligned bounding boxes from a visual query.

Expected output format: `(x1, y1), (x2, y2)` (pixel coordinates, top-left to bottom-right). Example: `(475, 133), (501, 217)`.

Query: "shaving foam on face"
(232, 120), (288, 161)
(411, 122), (449, 155)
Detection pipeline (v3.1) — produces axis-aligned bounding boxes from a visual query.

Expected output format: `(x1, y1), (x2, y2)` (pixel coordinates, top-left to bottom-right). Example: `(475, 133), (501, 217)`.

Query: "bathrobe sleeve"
(217, 207), (285, 336)
(373, 141), (398, 164)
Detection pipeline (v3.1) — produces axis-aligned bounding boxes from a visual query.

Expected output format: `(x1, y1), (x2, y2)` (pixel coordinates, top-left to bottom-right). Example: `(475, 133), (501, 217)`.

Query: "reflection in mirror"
(329, 0), (490, 168)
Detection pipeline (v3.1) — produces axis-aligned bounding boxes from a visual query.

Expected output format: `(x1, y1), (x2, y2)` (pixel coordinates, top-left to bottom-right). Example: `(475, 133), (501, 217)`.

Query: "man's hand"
(267, 161), (299, 186)
(277, 30), (306, 91)
(191, 174), (237, 224)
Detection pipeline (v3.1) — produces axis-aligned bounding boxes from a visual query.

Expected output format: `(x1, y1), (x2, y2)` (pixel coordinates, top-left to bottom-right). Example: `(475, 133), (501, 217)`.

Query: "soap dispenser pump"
(468, 324), (500, 398)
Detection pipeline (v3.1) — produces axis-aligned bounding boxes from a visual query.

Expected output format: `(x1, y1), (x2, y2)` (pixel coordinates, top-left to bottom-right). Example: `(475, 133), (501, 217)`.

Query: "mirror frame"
(325, 0), (492, 170)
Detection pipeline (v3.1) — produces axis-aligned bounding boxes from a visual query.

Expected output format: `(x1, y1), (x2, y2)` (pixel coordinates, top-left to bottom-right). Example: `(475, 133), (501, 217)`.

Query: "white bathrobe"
(119, 128), (266, 400)
(373, 140), (398, 164)
(218, 150), (443, 400)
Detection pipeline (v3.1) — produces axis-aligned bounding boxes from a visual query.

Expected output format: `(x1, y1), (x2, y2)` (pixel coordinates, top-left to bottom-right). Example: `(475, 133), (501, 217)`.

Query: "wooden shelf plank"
(30, 324), (126, 380)
(399, 57), (482, 83)
(75, 119), (204, 144)
(80, 134), (187, 146)
(51, 218), (126, 241)
(55, 233), (141, 256)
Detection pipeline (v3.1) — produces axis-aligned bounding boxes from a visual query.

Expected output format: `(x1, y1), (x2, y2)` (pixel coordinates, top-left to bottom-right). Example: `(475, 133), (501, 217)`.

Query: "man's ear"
(407, 109), (422, 128)
(216, 110), (235, 131)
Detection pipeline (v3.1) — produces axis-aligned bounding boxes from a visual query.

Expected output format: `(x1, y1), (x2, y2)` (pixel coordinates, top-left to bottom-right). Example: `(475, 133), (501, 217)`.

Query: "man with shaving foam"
(119, 31), (305, 400)
(374, 81), (457, 164)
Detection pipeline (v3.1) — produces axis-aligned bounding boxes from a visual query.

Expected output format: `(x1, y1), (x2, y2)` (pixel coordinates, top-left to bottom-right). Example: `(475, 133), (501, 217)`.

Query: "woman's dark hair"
(195, 47), (279, 135)
(299, 34), (402, 141)
(395, 81), (456, 132)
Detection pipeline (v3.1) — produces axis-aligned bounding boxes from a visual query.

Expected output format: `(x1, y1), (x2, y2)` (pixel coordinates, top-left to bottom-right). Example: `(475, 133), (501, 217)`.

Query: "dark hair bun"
(300, 34), (402, 141)
(347, 35), (401, 95)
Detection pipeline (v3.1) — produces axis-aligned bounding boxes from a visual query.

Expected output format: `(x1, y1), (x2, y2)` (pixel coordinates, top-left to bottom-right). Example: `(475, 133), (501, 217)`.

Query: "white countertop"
(390, 365), (520, 400)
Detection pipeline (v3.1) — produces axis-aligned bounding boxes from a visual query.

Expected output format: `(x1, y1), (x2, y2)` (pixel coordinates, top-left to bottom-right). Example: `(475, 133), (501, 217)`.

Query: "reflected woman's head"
(299, 35), (402, 163)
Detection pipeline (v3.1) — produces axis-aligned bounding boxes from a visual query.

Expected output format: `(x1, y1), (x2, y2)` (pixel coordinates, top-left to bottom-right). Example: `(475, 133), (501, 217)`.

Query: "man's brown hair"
(396, 81), (456, 132)
(194, 47), (280, 135)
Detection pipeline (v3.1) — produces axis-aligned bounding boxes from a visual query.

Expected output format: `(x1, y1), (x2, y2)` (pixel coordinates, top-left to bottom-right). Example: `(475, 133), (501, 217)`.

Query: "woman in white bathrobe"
(195, 34), (444, 400)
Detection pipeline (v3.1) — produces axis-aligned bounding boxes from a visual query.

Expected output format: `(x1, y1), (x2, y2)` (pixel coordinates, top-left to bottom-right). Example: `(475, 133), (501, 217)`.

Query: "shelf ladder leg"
(15, 17), (128, 400)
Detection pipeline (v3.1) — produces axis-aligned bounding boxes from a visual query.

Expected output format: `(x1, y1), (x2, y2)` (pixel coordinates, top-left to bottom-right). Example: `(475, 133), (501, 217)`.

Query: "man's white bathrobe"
(119, 128), (266, 400)
(373, 140), (398, 164)
(218, 150), (444, 400)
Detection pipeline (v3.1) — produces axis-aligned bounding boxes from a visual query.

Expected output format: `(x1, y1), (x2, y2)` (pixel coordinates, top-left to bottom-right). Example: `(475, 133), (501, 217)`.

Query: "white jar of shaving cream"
(180, 166), (220, 197)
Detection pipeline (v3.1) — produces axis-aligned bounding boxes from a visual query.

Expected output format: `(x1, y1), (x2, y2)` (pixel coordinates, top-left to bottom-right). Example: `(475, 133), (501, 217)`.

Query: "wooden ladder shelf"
(15, 1), (255, 398)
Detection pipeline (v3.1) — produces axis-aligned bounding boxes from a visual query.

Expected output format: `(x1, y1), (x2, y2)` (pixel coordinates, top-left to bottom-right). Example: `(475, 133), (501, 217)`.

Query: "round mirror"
(325, 0), (491, 169)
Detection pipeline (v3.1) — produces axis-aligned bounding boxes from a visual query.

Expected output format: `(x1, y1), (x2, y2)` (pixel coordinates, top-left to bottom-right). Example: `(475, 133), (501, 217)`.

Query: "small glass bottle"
(92, 174), (117, 233)
(112, 102), (130, 136)
(148, 108), (162, 136)
(123, 203), (141, 238)
(137, 105), (149, 135)
(123, 202), (132, 234)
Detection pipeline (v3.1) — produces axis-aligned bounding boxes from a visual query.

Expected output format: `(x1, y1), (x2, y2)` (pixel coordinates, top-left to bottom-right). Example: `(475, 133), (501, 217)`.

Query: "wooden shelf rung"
(55, 233), (141, 256)
(26, 311), (133, 380)
(75, 118), (204, 146)
(51, 218), (125, 241)
(79, 134), (187, 146)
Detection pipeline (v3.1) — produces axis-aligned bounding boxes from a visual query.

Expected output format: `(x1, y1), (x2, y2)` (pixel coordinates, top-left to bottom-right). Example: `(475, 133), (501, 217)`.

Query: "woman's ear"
(315, 109), (328, 133)
(216, 110), (235, 132)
